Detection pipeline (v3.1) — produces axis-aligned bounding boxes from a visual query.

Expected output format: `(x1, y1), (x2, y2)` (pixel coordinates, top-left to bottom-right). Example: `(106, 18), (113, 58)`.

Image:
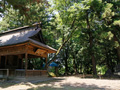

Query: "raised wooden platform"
(0, 69), (48, 78)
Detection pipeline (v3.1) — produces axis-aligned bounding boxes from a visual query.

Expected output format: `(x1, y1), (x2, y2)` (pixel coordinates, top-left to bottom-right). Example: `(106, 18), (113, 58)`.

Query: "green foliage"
(51, 0), (120, 75)
(113, 20), (120, 26)
(0, 1), (49, 32)
(28, 58), (45, 69)
(96, 65), (108, 75)
(0, 0), (120, 76)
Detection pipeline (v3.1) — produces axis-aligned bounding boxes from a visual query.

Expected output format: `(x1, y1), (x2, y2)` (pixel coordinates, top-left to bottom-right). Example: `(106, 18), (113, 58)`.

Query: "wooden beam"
(25, 53), (28, 76)
(0, 52), (26, 56)
(0, 45), (26, 56)
(0, 42), (28, 49)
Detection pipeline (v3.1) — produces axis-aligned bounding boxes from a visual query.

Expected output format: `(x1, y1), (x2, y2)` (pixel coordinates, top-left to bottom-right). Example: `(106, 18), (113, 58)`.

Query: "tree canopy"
(0, 0), (120, 76)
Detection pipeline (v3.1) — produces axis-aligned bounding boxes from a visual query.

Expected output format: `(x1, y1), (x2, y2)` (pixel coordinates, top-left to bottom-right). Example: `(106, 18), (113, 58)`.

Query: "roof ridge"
(0, 23), (40, 35)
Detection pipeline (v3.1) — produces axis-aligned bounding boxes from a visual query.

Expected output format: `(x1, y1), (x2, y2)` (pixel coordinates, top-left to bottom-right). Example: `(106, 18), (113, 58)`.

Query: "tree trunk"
(113, 32), (120, 63)
(105, 47), (110, 69)
(64, 45), (69, 75)
(80, 61), (83, 73)
(86, 11), (97, 76)
(73, 53), (78, 74)
(117, 47), (120, 63)
(65, 57), (68, 75)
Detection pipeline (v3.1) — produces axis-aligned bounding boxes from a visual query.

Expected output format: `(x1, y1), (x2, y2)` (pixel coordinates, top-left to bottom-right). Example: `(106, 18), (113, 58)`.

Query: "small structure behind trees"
(44, 62), (58, 77)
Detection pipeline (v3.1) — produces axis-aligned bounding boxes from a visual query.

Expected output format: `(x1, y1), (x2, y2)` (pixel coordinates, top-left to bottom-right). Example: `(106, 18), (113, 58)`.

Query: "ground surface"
(0, 76), (120, 90)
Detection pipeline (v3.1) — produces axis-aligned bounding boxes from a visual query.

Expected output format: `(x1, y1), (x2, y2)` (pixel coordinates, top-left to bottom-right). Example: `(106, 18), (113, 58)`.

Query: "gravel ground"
(0, 76), (120, 90)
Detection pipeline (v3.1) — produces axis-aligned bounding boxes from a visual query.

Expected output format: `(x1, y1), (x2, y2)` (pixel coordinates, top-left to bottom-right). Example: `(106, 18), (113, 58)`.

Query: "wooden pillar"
(25, 53), (28, 76)
(7, 69), (9, 78)
(45, 53), (48, 70)
(21, 58), (23, 69)
(17, 55), (19, 68)
(5, 56), (7, 68)
(0, 55), (1, 66)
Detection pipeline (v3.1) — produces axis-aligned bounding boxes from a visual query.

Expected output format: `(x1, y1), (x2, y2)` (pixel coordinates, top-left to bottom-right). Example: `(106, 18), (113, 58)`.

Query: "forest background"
(0, 0), (120, 76)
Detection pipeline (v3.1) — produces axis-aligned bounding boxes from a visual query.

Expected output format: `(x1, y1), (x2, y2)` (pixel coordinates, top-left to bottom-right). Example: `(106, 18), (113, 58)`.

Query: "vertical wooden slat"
(25, 53), (28, 76)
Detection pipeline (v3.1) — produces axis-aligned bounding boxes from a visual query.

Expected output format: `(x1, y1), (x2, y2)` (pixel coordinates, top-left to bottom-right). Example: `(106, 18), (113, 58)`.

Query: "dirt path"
(0, 76), (120, 90)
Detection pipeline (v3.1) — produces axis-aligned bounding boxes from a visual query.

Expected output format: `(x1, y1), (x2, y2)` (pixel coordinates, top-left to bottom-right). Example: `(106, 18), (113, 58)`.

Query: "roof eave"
(28, 40), (57, 53)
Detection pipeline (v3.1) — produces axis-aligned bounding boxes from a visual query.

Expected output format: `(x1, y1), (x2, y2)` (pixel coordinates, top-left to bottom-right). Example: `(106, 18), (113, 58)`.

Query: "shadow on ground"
(0, 76), (115, 90)
(28, 82), (110, 90)
(0, 77), (64, 89)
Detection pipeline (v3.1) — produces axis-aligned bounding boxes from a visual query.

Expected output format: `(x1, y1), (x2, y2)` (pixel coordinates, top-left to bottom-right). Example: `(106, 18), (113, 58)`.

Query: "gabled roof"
(0, 25), (57, 52)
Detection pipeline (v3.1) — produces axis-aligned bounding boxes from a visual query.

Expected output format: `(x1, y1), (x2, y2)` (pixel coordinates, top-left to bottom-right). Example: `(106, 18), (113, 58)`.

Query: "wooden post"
(45, 53), (48, 70)
(17, 55), (19, 68)
(5, 56), (7, 68)
(7, 69), (9, 78)
(0, 56), (1, 66)
(21, 58), (23, 69)
(25, 53), (28, 76)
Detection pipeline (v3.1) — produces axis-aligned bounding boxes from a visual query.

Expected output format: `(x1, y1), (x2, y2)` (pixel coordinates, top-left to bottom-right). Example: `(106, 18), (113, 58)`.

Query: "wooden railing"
(0, 69), (9, 78)
(15, 69), (25, 76)
(26, 70), (47, 76)
(0, 69), (48, 77)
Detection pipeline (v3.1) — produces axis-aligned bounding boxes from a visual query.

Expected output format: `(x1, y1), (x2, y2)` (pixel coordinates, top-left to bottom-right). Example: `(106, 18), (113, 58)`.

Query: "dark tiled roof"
(0, 26), (57, 52)
(0, 27), (39, 46)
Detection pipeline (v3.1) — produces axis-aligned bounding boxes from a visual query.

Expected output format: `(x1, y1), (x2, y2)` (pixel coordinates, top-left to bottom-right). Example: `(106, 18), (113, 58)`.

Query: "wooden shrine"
(0, 24), (57, 77)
